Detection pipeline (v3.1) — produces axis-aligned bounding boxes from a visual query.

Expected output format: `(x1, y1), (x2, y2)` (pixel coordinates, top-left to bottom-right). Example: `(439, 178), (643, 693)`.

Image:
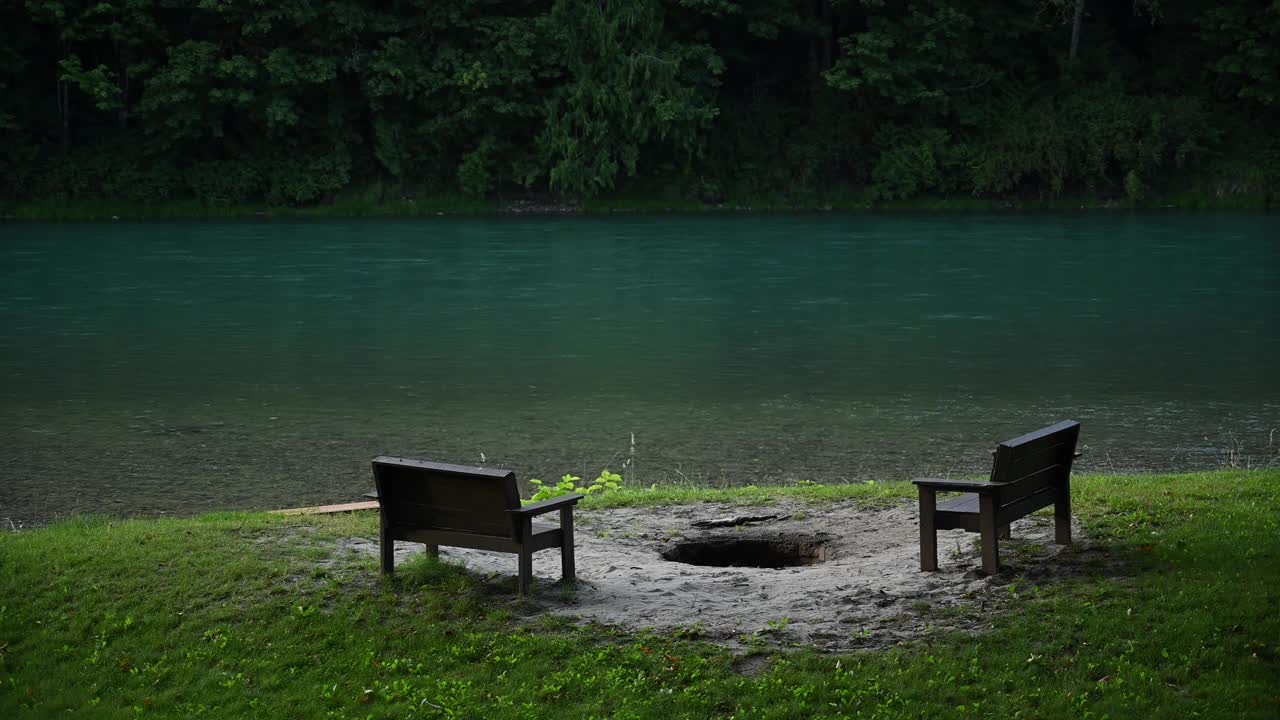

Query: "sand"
(342, 498), (1106, 651)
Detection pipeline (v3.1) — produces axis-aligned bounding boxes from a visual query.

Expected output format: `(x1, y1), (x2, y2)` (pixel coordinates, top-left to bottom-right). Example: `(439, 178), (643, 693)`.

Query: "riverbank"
(2, 188), (1270, 222)
(2, 469), (1276, 718)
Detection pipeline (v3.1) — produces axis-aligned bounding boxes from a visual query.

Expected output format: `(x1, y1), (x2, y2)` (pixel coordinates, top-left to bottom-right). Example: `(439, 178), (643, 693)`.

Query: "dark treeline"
(2, 0), (1278, 208)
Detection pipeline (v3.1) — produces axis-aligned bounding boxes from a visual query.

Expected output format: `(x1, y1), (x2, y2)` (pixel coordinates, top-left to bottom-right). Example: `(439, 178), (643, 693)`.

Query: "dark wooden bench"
(371, 456), (582, 594)
(914, 420), (1081, 575)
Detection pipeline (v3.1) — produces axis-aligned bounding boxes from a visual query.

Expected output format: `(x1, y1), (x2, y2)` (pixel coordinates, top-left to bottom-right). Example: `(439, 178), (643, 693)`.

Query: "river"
(2, 213), (1276, 525)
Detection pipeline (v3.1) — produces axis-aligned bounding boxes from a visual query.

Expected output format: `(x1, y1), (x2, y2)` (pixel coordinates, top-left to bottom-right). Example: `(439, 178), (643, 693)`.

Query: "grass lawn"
(1, 470), (1277, 718)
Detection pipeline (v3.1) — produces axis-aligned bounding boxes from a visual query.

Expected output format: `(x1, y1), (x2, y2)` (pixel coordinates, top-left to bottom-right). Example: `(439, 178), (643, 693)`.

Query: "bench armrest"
(912, 478), (1001, 493)
(510, 493), (584, 517)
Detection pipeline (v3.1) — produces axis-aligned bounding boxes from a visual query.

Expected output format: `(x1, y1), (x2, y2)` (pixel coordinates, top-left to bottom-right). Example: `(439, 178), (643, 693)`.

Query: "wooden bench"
(914, 420), (1081, 575)
(371, 456), (582, 594)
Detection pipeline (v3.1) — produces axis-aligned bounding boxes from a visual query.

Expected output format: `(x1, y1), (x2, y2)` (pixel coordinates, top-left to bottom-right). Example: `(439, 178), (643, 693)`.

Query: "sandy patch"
(342, 498), (1106, 651)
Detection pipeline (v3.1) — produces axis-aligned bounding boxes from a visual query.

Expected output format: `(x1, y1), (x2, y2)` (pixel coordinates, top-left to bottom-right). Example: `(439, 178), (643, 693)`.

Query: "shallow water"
(2, 213), (1277, 525)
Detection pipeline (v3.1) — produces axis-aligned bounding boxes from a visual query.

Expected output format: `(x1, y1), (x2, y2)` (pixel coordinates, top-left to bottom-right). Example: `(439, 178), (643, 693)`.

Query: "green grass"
(579, 478), (906, 509)
(5, 187), (1270, 221)
(579, 191), (711, 214)
(2, 470), (1277, 718)
(2, 194), (496, 221)
(1154, 191), (1270, 210)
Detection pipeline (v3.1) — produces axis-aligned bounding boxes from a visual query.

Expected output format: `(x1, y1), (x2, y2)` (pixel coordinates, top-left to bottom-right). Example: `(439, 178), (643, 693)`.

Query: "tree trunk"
(58, 40), (70, 155)
(808, 2), (819, 80)
(116, 35), (129, 130)
(58, 79), (69, 155)
(1068, 0), (1085, 70)
(119, 66), (129, 130)
(820, 0), (833, 71)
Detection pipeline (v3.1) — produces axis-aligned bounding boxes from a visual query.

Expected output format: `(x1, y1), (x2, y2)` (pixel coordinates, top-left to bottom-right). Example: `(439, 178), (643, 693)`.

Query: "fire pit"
(661, 534), (833, 568)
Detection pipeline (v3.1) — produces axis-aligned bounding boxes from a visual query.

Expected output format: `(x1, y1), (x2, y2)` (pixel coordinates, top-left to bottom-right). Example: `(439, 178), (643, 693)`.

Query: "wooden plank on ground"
(271, 500), (379, 516)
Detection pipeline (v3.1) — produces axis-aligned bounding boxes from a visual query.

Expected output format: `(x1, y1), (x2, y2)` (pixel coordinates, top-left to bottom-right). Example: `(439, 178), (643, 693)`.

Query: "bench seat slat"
(373, 456), (513, 478)
(935, 467), (1060, 516)
(937, 493), (980, 514)
(997, 464), (1062, 501)
(395, 523), (563, 554)
(995, 488), (1056, 527)
(386, 500), (516, 537)
(935, 511), (982, 533)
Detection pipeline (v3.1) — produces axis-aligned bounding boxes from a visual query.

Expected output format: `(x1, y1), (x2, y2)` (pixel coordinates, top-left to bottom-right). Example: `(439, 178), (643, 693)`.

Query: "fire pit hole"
(661, 537), (832, 569)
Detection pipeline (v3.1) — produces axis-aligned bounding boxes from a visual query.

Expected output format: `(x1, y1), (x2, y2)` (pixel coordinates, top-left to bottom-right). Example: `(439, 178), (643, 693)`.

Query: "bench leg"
(560, 507), (576, 582)
(999, 524), (1011, 540)
(1055, 481), (1072, 545)
(918, 486), (938, 571)
(517, 547), (533, 596)
(379, 524), (395, 575)
(979, 495), (1000, 575)
(425, 544), (439, 559)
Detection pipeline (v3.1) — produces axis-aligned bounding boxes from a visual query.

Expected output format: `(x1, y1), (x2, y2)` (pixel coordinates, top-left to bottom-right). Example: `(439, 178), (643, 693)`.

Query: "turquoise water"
(2, 214), (1277, 525)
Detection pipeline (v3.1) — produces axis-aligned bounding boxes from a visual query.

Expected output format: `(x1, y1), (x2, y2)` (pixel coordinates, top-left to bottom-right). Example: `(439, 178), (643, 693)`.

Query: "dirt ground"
(342, 498), (1107, 651)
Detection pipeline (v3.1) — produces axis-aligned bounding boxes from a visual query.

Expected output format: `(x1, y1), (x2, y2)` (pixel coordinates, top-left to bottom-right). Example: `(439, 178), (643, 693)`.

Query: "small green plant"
(761, 617), (791, 634)
(558, 584), (578, 603)
(526, 470), (623, 503)
(672, 621), (705, 639)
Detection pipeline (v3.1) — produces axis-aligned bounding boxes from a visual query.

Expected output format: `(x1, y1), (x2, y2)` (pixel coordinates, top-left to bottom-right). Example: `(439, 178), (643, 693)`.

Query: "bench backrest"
(372, 456), (520, 538)
(989, 420), (1080, 496)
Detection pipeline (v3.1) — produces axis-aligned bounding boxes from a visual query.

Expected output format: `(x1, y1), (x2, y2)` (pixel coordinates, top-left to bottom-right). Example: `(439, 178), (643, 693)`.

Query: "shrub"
(102, 162), (182, 203)
(1124, 169), (1146, 203)
(869, 126), (957, 200)
(27, 151), (181, 202)
(457, 138), (497, 198)
(969, 82), (1219, 199)
(185, 160), (265, 205)
(526, 470), (623, 504)
(263, 149), (352, 206)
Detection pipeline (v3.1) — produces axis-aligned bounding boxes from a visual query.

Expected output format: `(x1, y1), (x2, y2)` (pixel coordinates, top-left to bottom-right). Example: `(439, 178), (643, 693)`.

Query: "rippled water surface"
(2, 214), (1277, 524)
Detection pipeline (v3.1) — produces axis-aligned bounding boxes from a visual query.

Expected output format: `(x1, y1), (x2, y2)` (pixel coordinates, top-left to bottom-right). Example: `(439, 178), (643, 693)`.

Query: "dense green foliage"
(2, 1), (1278, 208)
(1, 471), (1277, 717)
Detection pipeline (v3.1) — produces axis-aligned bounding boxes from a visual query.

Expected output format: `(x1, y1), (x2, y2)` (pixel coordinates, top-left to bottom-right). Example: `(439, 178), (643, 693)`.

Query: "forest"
(1, 0), (1277, 209)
